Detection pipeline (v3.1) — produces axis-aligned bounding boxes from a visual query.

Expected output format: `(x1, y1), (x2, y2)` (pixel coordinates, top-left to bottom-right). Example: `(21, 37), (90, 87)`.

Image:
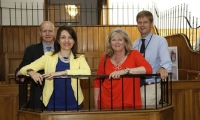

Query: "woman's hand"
(109, 70), (125, 79)
(42, 71), (67, 79)
(28, 71), (43, 85)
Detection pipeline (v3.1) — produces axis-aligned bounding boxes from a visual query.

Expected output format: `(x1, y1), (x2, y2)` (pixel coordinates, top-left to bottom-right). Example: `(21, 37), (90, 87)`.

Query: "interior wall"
(0, 0), (44, 25)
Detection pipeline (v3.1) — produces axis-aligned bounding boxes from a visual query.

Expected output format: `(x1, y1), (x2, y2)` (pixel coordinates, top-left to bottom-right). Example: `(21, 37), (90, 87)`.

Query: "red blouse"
(94, 50), (152, 109)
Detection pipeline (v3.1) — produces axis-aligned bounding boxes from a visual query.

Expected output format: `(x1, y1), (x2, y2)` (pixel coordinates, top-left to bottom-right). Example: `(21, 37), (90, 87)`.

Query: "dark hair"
(136, 10), (153, 23)
(52, 25), (78, 59)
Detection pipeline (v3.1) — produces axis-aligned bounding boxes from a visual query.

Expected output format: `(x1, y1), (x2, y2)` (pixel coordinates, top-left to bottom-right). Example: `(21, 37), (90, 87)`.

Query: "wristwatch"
(124, 67), (130, 74)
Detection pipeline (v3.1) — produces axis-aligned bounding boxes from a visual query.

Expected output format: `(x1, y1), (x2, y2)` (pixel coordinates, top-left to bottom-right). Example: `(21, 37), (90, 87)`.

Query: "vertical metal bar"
(177, 5), (180, 34)
(189, 12), (191, 41)
(90, 3), (92, 25)
(172, 7), (174, 35)
(100, 77), (102, 110)
(192, 16), (194, 49)
(80, 5), (82, 25)
(47, 1), (49, 21)
(166, 77), (169, 105)
(15, 2), (16, 25)
(180, 4), (182, 33)
(122, 2), (124, 25)
(31, 2), (33, 25)
(127, 3), (129, 24)
(19, 83), (21, 110)
(196, 18), (198, 51)
(26, 2), (28, 25)
(144, 82), (146, 109)
(170, 8), (172, 35)
(117, 3), (119, 24)
(175, 6), (177, 34)
(161, 79), (163, 108)
(155, 77), (157, 109)
(121, 77), (124, 110)
(41, 79), (44, 112)
(53, 79), (55, 112)
(37, 2), (39, 25)
(186, 4), (188, 38)
(59, 3), (61, 24)
(21, 2), (22, 25)
(132, 3), (134, 25)
(165, 11), (166, 36)
(76, 77), (78, 111)
(76, 6), (78, 25)
(9, 8), (11, 26)
(111, 78), (113, 110)
(161, 12), (164, 36)
(167, 10), (169, 36)
(54, 5), (55, 25)
(112, 4), (113, 25)
(133, 77), (136, 109)
(65, 78), (68, 111)
(183, 4), (185, 35)
(64, 3), (66, 25)
(88, 77), (91, 111)
(86, 3), (87, 25)
(170, 74), (173, 105)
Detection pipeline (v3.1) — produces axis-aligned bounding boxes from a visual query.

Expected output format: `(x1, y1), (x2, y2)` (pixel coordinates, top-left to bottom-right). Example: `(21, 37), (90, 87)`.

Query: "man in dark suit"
(15, 21), (55, 108)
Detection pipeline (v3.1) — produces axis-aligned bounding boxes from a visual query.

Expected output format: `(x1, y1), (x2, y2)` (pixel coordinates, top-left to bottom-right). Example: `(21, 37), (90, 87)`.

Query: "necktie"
(46, 46), (51, 51)
(140, 39), (146, 87)
(140, 39), (145, 57)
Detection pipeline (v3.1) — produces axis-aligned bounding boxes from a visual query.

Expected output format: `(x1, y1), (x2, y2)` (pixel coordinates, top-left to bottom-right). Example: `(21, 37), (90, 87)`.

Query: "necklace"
(111, 55), (126, 70)
(58, 53), (70, 63)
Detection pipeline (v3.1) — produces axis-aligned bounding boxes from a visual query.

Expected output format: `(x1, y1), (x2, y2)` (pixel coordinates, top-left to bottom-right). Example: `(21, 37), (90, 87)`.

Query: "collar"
(140, 32), (153, 42)
(42, 41), (54, 50)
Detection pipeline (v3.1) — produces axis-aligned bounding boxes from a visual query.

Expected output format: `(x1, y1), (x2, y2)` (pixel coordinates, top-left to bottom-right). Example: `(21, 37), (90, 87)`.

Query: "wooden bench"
(178, 69), (200, 80)
(4, 52), (24, 84)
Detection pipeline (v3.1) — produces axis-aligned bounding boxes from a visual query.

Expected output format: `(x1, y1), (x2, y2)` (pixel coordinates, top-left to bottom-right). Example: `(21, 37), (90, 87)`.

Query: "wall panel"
(1, 25), (156, 54)
(166, 34), (200, 71)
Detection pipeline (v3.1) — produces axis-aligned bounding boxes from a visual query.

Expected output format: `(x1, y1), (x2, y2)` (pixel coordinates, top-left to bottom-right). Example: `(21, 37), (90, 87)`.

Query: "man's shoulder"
(153, 34), (166, 41)
(26, 42), (42, 50)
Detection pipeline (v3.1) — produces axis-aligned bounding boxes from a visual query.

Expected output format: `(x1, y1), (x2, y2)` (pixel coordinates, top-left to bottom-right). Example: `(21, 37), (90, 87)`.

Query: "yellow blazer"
(20, 52), (91, 106)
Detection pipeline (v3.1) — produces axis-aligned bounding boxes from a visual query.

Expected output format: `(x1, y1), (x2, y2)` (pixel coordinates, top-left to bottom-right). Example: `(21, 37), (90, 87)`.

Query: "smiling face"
(58, 30), (75, 51)
(39, 21), (55, 43)
(110, 33), (126, 53)
(137, 16), (153, 38)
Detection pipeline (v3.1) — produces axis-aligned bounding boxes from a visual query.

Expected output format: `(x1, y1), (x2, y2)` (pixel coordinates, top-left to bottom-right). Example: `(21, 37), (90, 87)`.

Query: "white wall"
(1, 0), (44, 25)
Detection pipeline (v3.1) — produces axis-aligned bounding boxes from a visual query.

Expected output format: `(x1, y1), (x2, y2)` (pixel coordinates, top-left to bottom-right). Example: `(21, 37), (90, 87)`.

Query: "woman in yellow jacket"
(19, 26), (91, 110)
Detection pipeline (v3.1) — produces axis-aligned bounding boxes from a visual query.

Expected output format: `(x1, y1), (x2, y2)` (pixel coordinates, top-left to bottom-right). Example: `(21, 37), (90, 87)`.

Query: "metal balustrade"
(18, 73), (172, 113)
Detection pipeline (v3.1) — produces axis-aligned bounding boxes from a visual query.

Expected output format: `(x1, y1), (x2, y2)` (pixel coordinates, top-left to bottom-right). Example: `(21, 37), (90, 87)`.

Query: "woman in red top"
(94, 28), (152, 109)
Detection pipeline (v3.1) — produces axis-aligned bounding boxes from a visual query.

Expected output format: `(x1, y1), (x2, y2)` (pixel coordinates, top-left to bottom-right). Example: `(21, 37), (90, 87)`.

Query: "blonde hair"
(105, 28), (132, 57)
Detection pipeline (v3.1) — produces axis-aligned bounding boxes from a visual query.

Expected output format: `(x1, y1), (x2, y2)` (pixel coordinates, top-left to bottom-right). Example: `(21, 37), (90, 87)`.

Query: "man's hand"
(16, 71), (25, 82)
(156, 67), (168, 79)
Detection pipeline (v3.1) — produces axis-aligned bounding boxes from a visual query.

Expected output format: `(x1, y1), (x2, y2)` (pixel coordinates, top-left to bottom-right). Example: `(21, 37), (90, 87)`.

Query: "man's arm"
(15, 46), (33, 80)
(157, 38), (172, 79)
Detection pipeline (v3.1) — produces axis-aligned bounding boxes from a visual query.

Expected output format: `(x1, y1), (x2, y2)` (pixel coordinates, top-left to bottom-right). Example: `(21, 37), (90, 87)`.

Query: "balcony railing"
(18, 74), (172, 113)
